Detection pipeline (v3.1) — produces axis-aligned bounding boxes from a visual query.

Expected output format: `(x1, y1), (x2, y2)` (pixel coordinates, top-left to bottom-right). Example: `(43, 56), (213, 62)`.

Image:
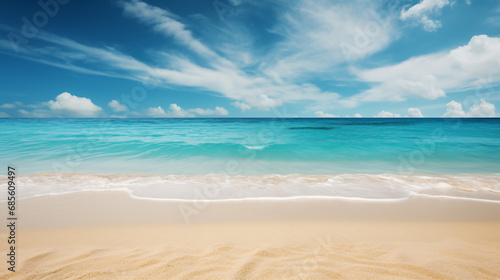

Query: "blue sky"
(0, 0), (499, 118)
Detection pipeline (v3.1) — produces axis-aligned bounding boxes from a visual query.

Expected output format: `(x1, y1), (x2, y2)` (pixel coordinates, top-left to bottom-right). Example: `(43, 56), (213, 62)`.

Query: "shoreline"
(5, 190), (500, 226)
(3, 172), (500, 202)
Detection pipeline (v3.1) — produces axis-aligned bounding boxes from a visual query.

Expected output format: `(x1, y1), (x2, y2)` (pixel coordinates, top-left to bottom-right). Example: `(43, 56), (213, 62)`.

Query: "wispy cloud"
(261, 0), (398, 81)
(120, 0), (224, 62)
(0, 0), (494, 116)
(0, 0), (399, 113)
(347, 35), (500, 106)
(400, 0), (451, 31)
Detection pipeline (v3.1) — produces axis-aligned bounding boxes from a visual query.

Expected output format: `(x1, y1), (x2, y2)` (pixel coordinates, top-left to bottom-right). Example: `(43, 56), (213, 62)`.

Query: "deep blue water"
(1, 118), (499, 175)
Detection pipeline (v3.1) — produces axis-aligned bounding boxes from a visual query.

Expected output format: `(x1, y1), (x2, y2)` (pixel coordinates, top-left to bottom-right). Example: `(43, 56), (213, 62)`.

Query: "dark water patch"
(289, 127), (334, 130)
(342, 122), (413, 126)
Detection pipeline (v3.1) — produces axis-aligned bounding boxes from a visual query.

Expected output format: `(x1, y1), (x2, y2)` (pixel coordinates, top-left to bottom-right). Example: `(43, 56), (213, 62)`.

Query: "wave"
(3, 172), (500, 202)
(243, 145), (268, 150)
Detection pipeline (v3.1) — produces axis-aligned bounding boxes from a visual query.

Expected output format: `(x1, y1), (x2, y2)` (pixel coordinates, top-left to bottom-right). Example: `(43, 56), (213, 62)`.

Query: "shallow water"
(1, 118), (499, 175)
(1, 118), (499, 200)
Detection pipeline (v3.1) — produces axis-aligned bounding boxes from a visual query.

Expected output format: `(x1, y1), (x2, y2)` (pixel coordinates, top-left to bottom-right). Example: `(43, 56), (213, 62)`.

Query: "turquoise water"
(1, 118), (500, 201)
(1, 118), (500, 175)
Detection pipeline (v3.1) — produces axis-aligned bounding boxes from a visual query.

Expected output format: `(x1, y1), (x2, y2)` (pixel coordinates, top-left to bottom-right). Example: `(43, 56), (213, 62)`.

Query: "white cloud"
(314, 111), (338, 118)
(0, 102), (23, 109)
(46, 92), (103, 117)
(0, 1), (394, 112)
(353, 113), (363, 118)
(469, 99), (496, 117)
(17, 93), (102, 118)
(263, 0), (397, 80)
(189, 106), (228, 116)
(376, 110), (401, 117)
(146, 106), (168, 117)
(147, 104), (228, 117)
(4, 1), (496, 116)
(17, 109), (52, 118)
(349, 35), (500, 106)
(444, 99), (496, 117)
(120, 0), (223, 61)
(108, 100), (127, 112)
(168, 104), (195, 117)
(408, 107), (424, 117)
(231, 101), (251, 112)
(0, 112), (10, 118)
(443, 100), (466, 117)
(146, 104), (195, 118)
(400, 0), (451, 31)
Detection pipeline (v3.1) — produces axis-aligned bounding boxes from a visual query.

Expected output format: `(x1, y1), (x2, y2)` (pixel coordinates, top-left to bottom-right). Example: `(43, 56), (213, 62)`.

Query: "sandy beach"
(1, 191), (500, 279)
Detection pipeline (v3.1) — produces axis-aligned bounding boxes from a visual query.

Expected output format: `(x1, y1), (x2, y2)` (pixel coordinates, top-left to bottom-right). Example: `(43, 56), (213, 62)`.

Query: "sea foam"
(3, 173), (500, 202)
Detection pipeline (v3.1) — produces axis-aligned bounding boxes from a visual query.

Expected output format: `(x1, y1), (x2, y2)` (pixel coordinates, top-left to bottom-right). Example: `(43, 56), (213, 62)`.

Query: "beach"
(1, 0), (500, 277)
(1, 191), (500, 279)
(1, 119), (500, 278)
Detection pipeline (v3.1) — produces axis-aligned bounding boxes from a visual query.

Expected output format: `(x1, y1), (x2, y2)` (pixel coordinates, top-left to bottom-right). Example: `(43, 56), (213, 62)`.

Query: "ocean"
(1, 118), (499, 201)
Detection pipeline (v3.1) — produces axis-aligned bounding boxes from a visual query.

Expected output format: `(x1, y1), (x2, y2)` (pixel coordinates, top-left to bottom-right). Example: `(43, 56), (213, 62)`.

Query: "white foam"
(243, 145), (267, 150)
(2, 173), (500, 202)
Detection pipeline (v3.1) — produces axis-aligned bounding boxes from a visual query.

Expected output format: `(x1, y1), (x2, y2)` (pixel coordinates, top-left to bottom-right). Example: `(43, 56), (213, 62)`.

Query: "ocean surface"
(1, 118), (499, 201)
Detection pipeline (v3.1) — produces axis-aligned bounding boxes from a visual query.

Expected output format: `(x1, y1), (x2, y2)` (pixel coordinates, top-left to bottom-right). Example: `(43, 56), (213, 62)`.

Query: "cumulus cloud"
(353, 113), (363, 118)
(443, 99), (496, 117)
(408, 107), (424, 117)
(45, 92), (103, 117)
(146, 106), (167, 117)
(376, 110), (401, 117)
(189, 106), (228, 116)
(469, 99), (496, 117)
(146, 104), (195, 118)
(443, 100), (465, 117)
(15, 93), (103, 118)
(314, 111), (338, 117)
(349, 35), (500, 106)
(146, 104), (228, 117)
(400, 0), (451, 31)
(108, 100), (127, 112)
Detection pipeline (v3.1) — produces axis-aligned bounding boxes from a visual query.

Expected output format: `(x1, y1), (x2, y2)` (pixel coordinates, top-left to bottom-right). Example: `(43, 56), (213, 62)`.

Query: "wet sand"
(1, 191), (500, 279)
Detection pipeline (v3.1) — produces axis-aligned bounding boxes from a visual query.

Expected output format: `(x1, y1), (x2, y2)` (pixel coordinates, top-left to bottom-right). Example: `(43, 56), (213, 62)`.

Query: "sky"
(0, 0), (499, 118)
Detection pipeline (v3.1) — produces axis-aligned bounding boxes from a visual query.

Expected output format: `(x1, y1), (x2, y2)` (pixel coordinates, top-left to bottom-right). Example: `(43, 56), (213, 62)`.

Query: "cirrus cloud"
(348, 35), (500, 107)
(400, 0), (451, 31)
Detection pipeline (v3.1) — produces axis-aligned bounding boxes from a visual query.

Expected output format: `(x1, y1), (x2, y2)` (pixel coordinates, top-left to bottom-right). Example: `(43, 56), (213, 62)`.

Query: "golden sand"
(1, 191), (500, 279)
